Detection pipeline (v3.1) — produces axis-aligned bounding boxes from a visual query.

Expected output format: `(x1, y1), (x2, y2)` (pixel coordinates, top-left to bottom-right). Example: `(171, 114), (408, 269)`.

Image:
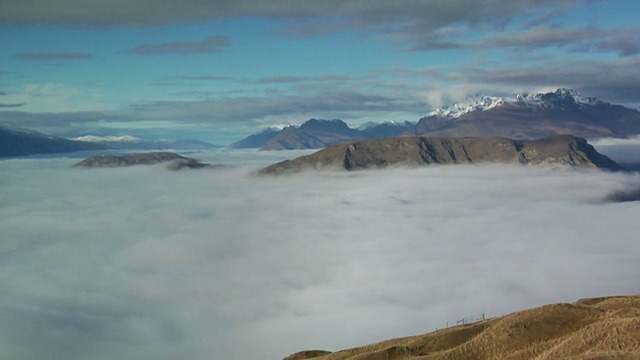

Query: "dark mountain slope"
(261, 119), (362, 150)
(228, 119), (414, 151)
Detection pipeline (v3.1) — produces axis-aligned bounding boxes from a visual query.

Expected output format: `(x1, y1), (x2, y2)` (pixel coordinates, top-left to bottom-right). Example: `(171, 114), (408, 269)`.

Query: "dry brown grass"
(284, 295), (640, 360)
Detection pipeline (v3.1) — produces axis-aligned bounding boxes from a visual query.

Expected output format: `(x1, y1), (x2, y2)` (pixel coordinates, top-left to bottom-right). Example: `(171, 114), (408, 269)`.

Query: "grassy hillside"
(284, 295), (640, 360)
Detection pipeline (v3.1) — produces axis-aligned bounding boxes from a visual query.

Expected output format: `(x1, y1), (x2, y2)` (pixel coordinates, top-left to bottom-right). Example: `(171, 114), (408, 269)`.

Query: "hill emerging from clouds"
(72, 151), (220, 170)
(260, 134), (621, 174)
(283, 294), (640, 360)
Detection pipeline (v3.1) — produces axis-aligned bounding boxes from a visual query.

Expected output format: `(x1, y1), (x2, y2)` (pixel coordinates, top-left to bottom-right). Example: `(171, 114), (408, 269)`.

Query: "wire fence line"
(435, 313), (486, 333)
(456, 313), (486, 326)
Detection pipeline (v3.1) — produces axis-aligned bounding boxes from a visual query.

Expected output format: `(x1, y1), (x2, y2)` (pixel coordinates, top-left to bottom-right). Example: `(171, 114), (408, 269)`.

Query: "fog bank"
(1, 151), (639, 359)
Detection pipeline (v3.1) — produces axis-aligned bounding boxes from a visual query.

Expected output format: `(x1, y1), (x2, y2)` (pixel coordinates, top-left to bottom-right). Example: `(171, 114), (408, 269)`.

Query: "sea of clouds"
(1, 145), (639, 360)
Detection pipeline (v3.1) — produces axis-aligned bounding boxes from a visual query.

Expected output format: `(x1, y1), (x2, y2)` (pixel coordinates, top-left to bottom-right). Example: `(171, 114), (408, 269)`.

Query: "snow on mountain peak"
(428, 88), (602, 118)
(427, 96), (505, 118)
(515, 88), (600, 106)
(73, 135), (142, 142)
(257, 124), (293, 133)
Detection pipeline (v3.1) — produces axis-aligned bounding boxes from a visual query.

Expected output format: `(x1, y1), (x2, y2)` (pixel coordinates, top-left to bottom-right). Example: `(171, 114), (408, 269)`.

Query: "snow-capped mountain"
(514, 88), (601, 107)
(72, 135), (143, 142)
(72, 135), (220, 150)
(427, 88), (602, 119)
(414, 88), (640, 139)
(428, 96), (506, 118)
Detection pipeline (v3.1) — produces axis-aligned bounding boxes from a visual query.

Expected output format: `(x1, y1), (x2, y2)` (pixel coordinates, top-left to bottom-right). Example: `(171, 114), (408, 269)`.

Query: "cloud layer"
(1, 150), (639, 359)
(1, 0), (578, 29)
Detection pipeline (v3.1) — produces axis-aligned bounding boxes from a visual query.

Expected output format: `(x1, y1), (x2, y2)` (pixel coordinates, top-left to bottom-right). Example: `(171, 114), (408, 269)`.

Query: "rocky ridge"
(259, 134), (621, 174)
(283, 294), (640, 360)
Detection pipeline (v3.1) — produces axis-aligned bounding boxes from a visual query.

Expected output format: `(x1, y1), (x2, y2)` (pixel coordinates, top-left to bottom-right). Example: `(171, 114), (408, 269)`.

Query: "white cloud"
(0, 151), (639, 359)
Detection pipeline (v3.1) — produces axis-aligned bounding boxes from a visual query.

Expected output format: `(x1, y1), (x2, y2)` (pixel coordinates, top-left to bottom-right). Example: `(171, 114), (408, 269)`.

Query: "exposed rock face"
(259, 135), (621, 174)
(283, 294), (640, 360)
(73, 152), (219, 170)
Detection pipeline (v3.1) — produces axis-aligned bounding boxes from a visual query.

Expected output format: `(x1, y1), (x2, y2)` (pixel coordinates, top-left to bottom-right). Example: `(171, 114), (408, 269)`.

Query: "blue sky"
(1, 0), (639, 144)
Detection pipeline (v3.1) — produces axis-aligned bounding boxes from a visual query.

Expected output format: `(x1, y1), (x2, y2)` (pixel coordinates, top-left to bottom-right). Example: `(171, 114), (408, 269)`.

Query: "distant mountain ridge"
(259, 134), (621, 174)
(228, 118), (414, 150)
(0, 125), (107, 158)
(72, 135), (221, 150)
(231, 89), (640, 150)
(0, 125), (221, 158)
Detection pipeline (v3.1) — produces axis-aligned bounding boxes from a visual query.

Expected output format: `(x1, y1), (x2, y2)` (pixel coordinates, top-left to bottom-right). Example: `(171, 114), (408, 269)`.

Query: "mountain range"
(0, 125), (220, 158)
(229, 119), (414, 150)
(259, 134), (621, 174)
(3, 88), (639, 158)
(232, 88), (640, 150)
(71, 135), (221, 151)
(0, 125), (108, 158)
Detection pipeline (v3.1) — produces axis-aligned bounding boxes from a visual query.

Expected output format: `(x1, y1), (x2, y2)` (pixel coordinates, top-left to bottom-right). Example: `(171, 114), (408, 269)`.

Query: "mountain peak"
(427, 96), (505, 118)
(299, 118), (350, 131)
(515, 88), (601, 107)
(429, 88), (604, 119)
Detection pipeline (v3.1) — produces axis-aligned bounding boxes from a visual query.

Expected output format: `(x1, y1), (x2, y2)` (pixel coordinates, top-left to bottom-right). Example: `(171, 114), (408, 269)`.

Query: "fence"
(455, 313), (485, 326)
(436, 313), (486, 333)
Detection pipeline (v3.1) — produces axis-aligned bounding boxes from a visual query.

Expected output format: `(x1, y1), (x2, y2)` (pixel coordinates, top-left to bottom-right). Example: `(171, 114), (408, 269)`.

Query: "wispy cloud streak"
(124, 36), (230, 55)
(14, 51), (94, 61)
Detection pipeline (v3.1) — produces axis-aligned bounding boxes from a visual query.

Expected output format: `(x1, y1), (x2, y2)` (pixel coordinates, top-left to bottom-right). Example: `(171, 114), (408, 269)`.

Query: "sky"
(1, 147), (640, 359)
(1, 0), (640, 144)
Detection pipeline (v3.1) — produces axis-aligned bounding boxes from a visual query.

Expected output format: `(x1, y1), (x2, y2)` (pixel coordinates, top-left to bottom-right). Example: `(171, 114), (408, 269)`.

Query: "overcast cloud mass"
(1, 147), (639, 360)
(1, 0), (639, 143)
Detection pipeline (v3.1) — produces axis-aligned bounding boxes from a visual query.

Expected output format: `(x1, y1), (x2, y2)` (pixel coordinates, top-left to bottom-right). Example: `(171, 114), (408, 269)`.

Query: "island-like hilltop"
(73, 152), (219, 170)
(260, 134), (621, 174)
